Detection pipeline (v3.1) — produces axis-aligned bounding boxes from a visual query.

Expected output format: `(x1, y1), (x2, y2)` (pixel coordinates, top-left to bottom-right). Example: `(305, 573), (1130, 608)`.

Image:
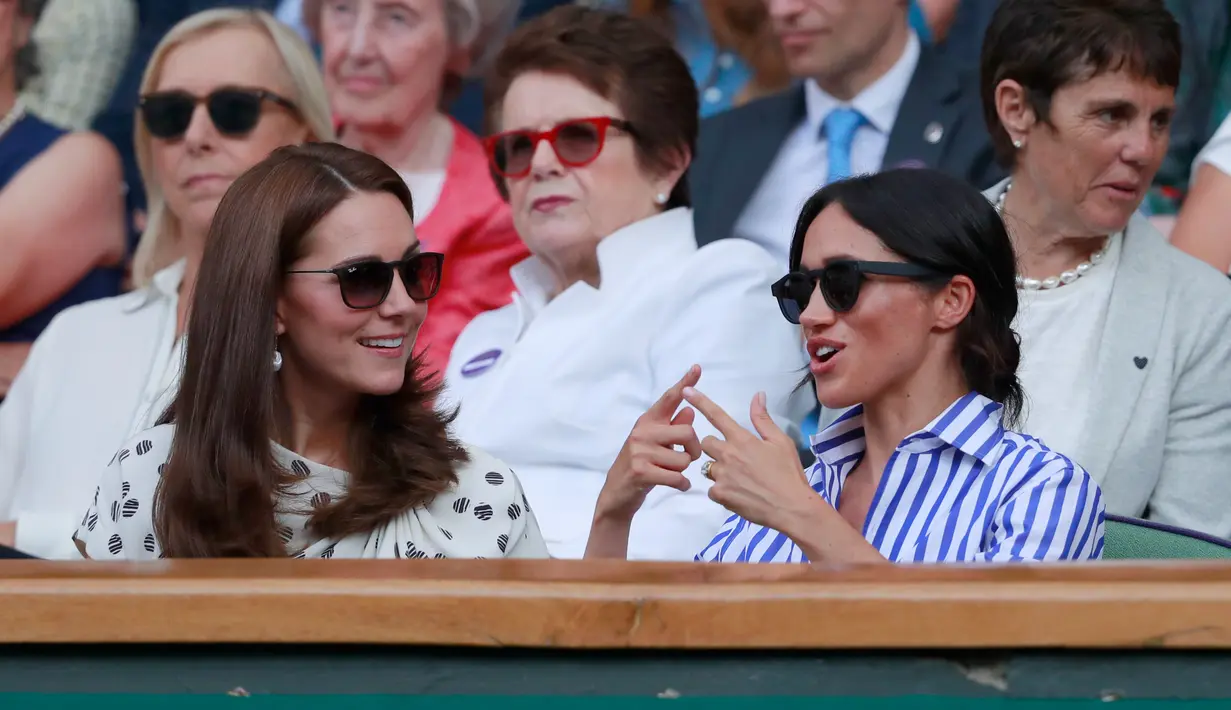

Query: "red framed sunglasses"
(483, 116), (635, 178)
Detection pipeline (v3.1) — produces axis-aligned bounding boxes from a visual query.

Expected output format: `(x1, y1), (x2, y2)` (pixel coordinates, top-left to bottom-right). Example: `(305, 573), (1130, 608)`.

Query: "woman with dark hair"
(980, 0), (1231, 537)
(0, 0), (126, 394)
(73, 143), (547, 559)
(586, 169), (1105, 564)
(443, 6), (809, 561)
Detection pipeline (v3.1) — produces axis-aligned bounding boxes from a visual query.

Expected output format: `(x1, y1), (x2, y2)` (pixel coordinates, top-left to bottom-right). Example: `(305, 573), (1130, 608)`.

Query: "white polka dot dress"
(73, 424), (549, 560)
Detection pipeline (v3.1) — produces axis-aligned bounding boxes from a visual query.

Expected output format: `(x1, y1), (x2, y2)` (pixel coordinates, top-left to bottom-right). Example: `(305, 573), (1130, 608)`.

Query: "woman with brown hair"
(74, 143), (547, 559)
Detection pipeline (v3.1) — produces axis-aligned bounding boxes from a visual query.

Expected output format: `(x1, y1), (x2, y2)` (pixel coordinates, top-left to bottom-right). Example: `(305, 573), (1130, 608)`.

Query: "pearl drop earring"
(655, 192), (668, 205)
(1012, 139), (1024, 149)
(273, 349), (283, 372)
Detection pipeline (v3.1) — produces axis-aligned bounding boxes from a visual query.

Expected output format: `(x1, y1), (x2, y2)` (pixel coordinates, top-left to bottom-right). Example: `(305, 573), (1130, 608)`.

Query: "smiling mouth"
(360, 337), (404, 349)
(815, 345), (840, 363)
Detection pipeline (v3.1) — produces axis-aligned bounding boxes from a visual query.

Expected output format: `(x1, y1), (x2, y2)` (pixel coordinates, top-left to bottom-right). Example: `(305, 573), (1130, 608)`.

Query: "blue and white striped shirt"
(697, 392), (1105, 564)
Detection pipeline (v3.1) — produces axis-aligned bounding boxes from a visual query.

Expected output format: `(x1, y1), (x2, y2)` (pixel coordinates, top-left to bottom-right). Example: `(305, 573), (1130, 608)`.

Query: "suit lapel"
(1080, 215), (1168, 478)
(882, 48), (962, 171)
(700, 87), (806, 246)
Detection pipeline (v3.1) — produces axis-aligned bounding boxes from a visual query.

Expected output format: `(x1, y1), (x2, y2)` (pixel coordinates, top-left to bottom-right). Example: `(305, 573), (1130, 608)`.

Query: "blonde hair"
(131, 8), (337, 288)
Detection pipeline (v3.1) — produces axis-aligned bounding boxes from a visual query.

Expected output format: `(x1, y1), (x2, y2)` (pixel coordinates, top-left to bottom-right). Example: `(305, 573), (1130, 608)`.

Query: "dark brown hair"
(980, 0), (1182, 167)
(13, 0), (48, 91)
(153, 142), (467, 558)
(484, 5), (698, 208)
(626, 0), (789, 106)
(790, 170), (1025, 428)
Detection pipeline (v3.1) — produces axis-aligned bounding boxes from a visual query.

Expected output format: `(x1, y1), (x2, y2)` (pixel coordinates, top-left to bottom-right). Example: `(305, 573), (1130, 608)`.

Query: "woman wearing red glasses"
(75, 143), (549, 561)
(442, 7), (810, 561)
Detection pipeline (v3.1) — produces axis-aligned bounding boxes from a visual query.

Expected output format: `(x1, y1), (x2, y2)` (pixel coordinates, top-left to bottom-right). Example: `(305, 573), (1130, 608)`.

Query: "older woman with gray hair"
(979, 0), (1231, 537)
(305, 0), (529, 380)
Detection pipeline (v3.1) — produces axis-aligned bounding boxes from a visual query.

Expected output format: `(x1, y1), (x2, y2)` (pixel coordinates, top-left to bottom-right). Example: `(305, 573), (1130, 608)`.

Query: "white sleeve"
(0, 320), (70, 557)
(630, 242), (811, 561)
(73, 432), (167, 560)
(1194, 114), (1231, 181)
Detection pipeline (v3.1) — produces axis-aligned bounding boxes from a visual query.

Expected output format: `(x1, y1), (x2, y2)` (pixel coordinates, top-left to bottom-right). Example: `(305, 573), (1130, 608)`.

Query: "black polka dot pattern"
(110, 500), (120, 523)
(320, 544), (336, 559)
(290, 460), (311, 478)
(117, 449), (130, 464)
(473, 504), (493, 521)
(404, 541), (427, 559)
(143, 533), (156, 552)
(107, 534), (123, 556)
(277, 526), (295, 544)
(135, 439), (153, 456)
(311, 491), (332, 509)
(86, 512), (98, 532)
(434, 553), (447, 559)
(439, 527), (453, 541)
(484, 471), (505, 486)
(452, 497), (470, 514)
(507, 503), (522, 521)
(120, 482), (130, 498)
(157, 464), (165, 476)
(293, 550), (306, 559)
(497, 534), (509, 553)
(121, 498), (139, 518)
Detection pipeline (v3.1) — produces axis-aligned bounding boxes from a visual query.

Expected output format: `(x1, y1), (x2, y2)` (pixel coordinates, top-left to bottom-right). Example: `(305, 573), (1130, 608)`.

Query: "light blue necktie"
(823, 107), (866, 184)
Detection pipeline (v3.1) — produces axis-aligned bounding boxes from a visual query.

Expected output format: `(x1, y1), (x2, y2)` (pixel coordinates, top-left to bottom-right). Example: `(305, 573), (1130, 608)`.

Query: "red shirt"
(414, 122), (528, 381)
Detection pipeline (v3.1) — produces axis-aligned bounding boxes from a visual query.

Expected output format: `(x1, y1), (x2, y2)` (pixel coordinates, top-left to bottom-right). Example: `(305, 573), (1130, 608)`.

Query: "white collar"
(123, 259), (187, 313)
(804, 31), (921, 138)
(509, 207), (695, 318)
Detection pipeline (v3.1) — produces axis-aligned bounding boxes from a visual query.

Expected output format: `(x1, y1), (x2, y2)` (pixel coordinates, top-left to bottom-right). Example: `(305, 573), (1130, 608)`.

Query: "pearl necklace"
(996, 181), (1112, 291)
(0, 100), (25, 143)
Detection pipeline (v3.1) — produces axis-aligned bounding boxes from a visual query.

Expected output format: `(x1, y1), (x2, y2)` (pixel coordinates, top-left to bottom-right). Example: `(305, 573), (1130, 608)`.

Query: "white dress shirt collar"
(123, 259), (187, 313)
(509, 207), (694, 320)
(803, 31), (921, 139)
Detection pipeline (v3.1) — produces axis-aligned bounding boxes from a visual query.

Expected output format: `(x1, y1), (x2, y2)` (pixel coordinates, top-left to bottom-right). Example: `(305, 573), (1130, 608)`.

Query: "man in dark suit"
(691, 0), (1003, 257)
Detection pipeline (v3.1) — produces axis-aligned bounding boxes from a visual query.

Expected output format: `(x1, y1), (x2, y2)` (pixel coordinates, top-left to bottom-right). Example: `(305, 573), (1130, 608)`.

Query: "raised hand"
(592, 365), (704, 526)
(684, 387), (811, 531)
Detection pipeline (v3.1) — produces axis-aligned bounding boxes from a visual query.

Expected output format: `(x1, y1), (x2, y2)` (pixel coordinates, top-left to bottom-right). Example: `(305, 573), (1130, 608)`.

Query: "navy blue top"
(0, 114), (122, 342)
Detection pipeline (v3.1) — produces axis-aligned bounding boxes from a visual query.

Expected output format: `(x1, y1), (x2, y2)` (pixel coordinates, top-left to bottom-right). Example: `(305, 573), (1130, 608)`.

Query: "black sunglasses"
(771, 260), (950, 324)
(139, 87), (299, 140)
(287, 252), (444, 310)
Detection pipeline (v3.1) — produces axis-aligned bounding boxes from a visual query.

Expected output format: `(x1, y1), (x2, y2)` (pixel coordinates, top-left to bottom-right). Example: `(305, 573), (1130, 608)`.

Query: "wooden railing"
(0, 559), (1229, 648)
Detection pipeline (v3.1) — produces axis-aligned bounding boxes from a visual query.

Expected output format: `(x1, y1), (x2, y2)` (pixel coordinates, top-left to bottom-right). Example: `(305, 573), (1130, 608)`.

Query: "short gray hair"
(13, 0), (49, 91)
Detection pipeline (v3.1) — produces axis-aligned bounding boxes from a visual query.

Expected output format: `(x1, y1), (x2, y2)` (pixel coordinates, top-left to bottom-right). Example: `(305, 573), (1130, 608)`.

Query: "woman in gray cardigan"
(976, 0), (1231, 537)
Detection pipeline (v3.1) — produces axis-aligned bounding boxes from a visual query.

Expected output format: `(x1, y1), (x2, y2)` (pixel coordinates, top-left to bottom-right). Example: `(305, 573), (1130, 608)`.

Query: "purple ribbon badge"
(460, 349), (502, 378)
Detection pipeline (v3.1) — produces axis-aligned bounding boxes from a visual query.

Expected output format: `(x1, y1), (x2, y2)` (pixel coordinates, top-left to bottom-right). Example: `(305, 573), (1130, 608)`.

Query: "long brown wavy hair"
(627, 0), (789, 106)
(153, 142), (467, 558)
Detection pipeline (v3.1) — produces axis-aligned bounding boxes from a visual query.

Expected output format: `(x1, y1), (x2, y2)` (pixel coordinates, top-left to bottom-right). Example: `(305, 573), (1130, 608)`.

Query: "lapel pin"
(924, 122), (944, 144)
(1134, 356), (1148, 370)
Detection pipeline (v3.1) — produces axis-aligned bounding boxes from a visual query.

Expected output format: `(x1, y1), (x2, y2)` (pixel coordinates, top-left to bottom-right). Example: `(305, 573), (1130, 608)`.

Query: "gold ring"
(701, 460), (714, 480)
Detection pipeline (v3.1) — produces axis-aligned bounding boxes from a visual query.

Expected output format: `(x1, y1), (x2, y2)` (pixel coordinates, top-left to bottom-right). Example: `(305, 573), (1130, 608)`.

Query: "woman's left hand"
(682, 387), (813, 530)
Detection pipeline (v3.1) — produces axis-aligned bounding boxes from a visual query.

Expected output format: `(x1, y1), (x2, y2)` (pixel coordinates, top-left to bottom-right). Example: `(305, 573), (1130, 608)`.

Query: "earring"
(273, 349), (283, 372)
(654, 192), (668, 205)
(1012, 139), (1024, 149)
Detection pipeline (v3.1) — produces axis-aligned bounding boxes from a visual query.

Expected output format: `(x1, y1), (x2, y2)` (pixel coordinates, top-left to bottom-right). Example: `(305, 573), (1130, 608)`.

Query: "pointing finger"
(645, 365), (702, 421)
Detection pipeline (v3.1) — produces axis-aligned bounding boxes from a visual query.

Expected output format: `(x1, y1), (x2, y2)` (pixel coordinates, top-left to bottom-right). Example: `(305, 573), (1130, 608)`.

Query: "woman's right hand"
(592, 365), (704, 526)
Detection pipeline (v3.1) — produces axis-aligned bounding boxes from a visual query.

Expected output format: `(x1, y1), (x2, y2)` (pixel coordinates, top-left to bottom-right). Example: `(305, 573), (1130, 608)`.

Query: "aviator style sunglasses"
(483, 116), (636, 178)
(287, 252), (445, 310)
(771, 260), (950, 324)
(139, 87), (299, 140)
